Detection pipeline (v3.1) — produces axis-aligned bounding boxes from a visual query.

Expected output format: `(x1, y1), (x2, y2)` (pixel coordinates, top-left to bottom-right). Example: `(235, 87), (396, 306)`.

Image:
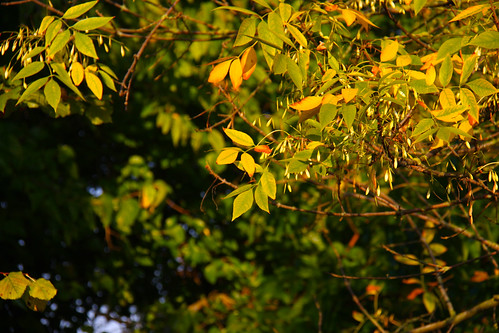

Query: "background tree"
(1, 0), (498, 332)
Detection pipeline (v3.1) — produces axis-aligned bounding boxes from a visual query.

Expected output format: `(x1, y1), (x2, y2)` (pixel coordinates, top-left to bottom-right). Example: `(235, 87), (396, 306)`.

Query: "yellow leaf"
(425, 65), (436, 86)
(431, 108), (465, 123)
(216, 148), (239, 165)
(396, 55), (412, 67)
(342, 88), (358, 103)
(289, 96), (323, 110)
(380, 40), (399, 62)
(223, 128), (255, 147)
(449, 4), (490, 22)
(240, 153), (255, 177)
(229, 58), (243, 90)
(322, 93), (342, 105)
(241, 47), (257, 80)
(439, 88), (456, 109)
(85, 70), (103, 100)
(458, 119), (473, 140)
(208, 59), (231, 84)
(341, 9), (356, 26)
(407, 70), (426, 80)
(70, 61), (84, 86)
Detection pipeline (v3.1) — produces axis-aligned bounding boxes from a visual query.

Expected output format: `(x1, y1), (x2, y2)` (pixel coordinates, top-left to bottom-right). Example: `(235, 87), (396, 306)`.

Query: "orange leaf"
(229, 58), (243, 90)
(208, 59), (232, 84)
(341, 9), (356, 26)
(254, 145), (271, 154)
(470, 270), (489, 282)
(406, 288), (424, 300)
(241, 47), (257, 80)
(289, 96), (323, 110)
(342, 88), (358, 103)
(366, 284), (381, 295)
(402, 278), (421, 285)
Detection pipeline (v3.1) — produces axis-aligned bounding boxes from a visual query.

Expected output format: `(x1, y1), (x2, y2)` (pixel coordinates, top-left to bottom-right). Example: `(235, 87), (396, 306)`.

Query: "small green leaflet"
(469, 31), (499, 49)
(286, 57), (302, 90)
(72, 17), (114, 31)
(62, 0), (98, 20)
(12, 62), (45, 82)
(16, 77), (49, 105)
(341, 104), (356, 130)
(414, 0), (428, 15)
(233, 17), (257, 47)
(74, 31), (98, 59)
(47, 30), (70, 57)
(232, 188), (254, 220)
(261, 170), (276, 199)
(411, 118), (434, 138)
(223, 128), (255, 147)
(45, 20), (62, 46)
(223, 184), (253, 199)
(436, 37), (464, 60)
(255, 183), (269, 213)
(438, 55), (452, 87)
(272, 54), (288, 74)
(466, 78), (498, 99)
(51, 63), (85, 100)
(287, 24), (307, 48)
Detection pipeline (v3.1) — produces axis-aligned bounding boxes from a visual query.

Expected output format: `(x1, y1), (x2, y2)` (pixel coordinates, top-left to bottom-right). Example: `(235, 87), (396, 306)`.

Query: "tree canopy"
(1, 0), (499, 332)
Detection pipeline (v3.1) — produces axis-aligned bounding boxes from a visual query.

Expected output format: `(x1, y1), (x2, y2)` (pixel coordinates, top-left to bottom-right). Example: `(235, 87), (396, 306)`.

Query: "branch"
(410, 295), (499, 333)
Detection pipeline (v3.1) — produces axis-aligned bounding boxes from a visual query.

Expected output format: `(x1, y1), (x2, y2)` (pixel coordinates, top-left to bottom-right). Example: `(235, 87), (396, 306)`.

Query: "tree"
(1, 0), (498, 332)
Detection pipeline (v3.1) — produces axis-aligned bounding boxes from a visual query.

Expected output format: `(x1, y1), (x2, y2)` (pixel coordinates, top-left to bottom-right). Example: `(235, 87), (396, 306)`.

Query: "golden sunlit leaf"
(353, 10), (379, 29)
(449, 4), (490, 22)
(70, 61), (85, 86)
(216, 148), (240, 165)
(322, 93), (342, 105)
(341, 88), (358, 103)
(425, 65), (436, 86)
(396, 55), (412, 67)
(470, 270), (489, 283)
(289, 96), (323, 110)
(229, 58), (243, 90)
(439, 88), (456, 109)
(254, 145), (272, 154)
(240, 153), (256, 177)
(380, 40), (399, 62)
(241, 47), (257, 80)
(458, 119), (473, 140)
(223, 128), (255, 147)
(208, 60), (232, 84)
(341, 9), (356, 26)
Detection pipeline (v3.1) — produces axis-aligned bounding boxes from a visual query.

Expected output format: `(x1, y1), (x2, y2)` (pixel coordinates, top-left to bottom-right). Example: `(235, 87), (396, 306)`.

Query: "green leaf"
(437, 37), (464, 60)
(232, 188), (254, 220)
(98, 63), (118, 79)
(279, 3), (293, 22)
(460, 54), (477, 85)
(414, 0), (428, 15)
(24, 46), (46, 61)
(22, 293), (49, 312)
(341, 104), (356, 130)
(223, 128), (255, 147)
(412, 118), (434, 138)
(268, 12), (293, 47)
(224, 184), (254, 200)
(319, 103), (337, 128)
(252, 0), (271, 9)
(51, 63), (85, 100)
(469, 31), (499, 49)
(287, 24), (307, 48)
(44, 79), (61, 112)
(255, 183), (269, 213)
(85, 71), (103, 99)
(12, 62), (45, 82)
(0, 272), (30, 300)
(74, 31), (98, 59)
(39, 16), (55, 34)
(261, 170), (276, 199)
(439, 55), (452, 87)
(62, 0), (98, 19)
(16, 77), (49, 105)
(72, 17), (114, 31)
(466, 78), (498, 99)
(47, 29), (70, 57)
(28, 278), (57, 301)
(272, 54), (288, 75)
(409, 79), (438, 94)
(423, 292), (437, 313)
(45, 20), (62, 46)
(286, 57), (302, 90)
(234, 17), (257, 47)
(449, 4), (490, 22)
(99, 70), (117, 91)
(116, 199), (140, 234)
(460, 88), (478, 122)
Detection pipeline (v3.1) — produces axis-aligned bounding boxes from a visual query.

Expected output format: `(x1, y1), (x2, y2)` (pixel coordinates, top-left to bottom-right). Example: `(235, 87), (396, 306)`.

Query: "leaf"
(470, 270), (489, 283)
(290, 96), (322, 110)
(255, 183), (269, 213)
(268, 12), (293, 48)
(47, 29), (70, 58)
(223, 184), (253, 199)
(12, 62), (45, 82)
(414, 0), (428, 15)
(216, 148), (237, 166)
(436, 37), (464, 60)
(431, 105), (467, 123)
(241, 47), (257, 80)
(411, 118), (434, 138)
(98, 70), (116, 92)
(45, 20), (62, 46)
(51, 63), (85, 100)
(287, 24), (307, 48)
(460, 88), (479, 123)
(261, 170), (276, 199)
(272, 53), (288, 75)
(341, 88), (358, 103)
(394, 254), (420, 266)
(341, 9), (356, 26)
(232, 188), (254, 220)
(429, 243), (447, 256)
(466, 78), (498, 99)
(439, 55), (452, 87)
(208, 59), (232, 84)
(439, 88), (456, 109)
(468, 31), (499, 49)
(234, 17), (257, 47)
(460, 54), (477, 85)
(240, 153), (256, 177)
(213, 6), (259, 17)
(44, 79), (61, 112)
(39, 15), (55, 34)
(341, 104), (356, 130)
(72, 17), (113, 31)
(16, 77), (49, 105)
(319, 103), (337, 128)
(28, 278), (57, 301)
(286, 57), (302, 90)
(254, 145), (271, 154)
(381, 40), (399, 62)
(409, 79), (438, 94)
(423, 292), (437, 313)
(0, 272), (30, 300)
(85, 70), (103, 100)
(229, 58), (243, 90)
(141, 183), (156, 209)
(223, 128), (255, 147)
(449, 4), (489, 22)
(74, 31), (98, 59)
(24, 47), (46, 61)
(425, 65), (436, 86)
(396, 55), (412, 67)
(62, 0), (98, 19)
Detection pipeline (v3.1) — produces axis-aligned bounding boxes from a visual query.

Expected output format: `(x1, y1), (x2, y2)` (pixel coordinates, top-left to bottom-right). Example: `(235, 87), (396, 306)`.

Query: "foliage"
(1, 0), (499, 332)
